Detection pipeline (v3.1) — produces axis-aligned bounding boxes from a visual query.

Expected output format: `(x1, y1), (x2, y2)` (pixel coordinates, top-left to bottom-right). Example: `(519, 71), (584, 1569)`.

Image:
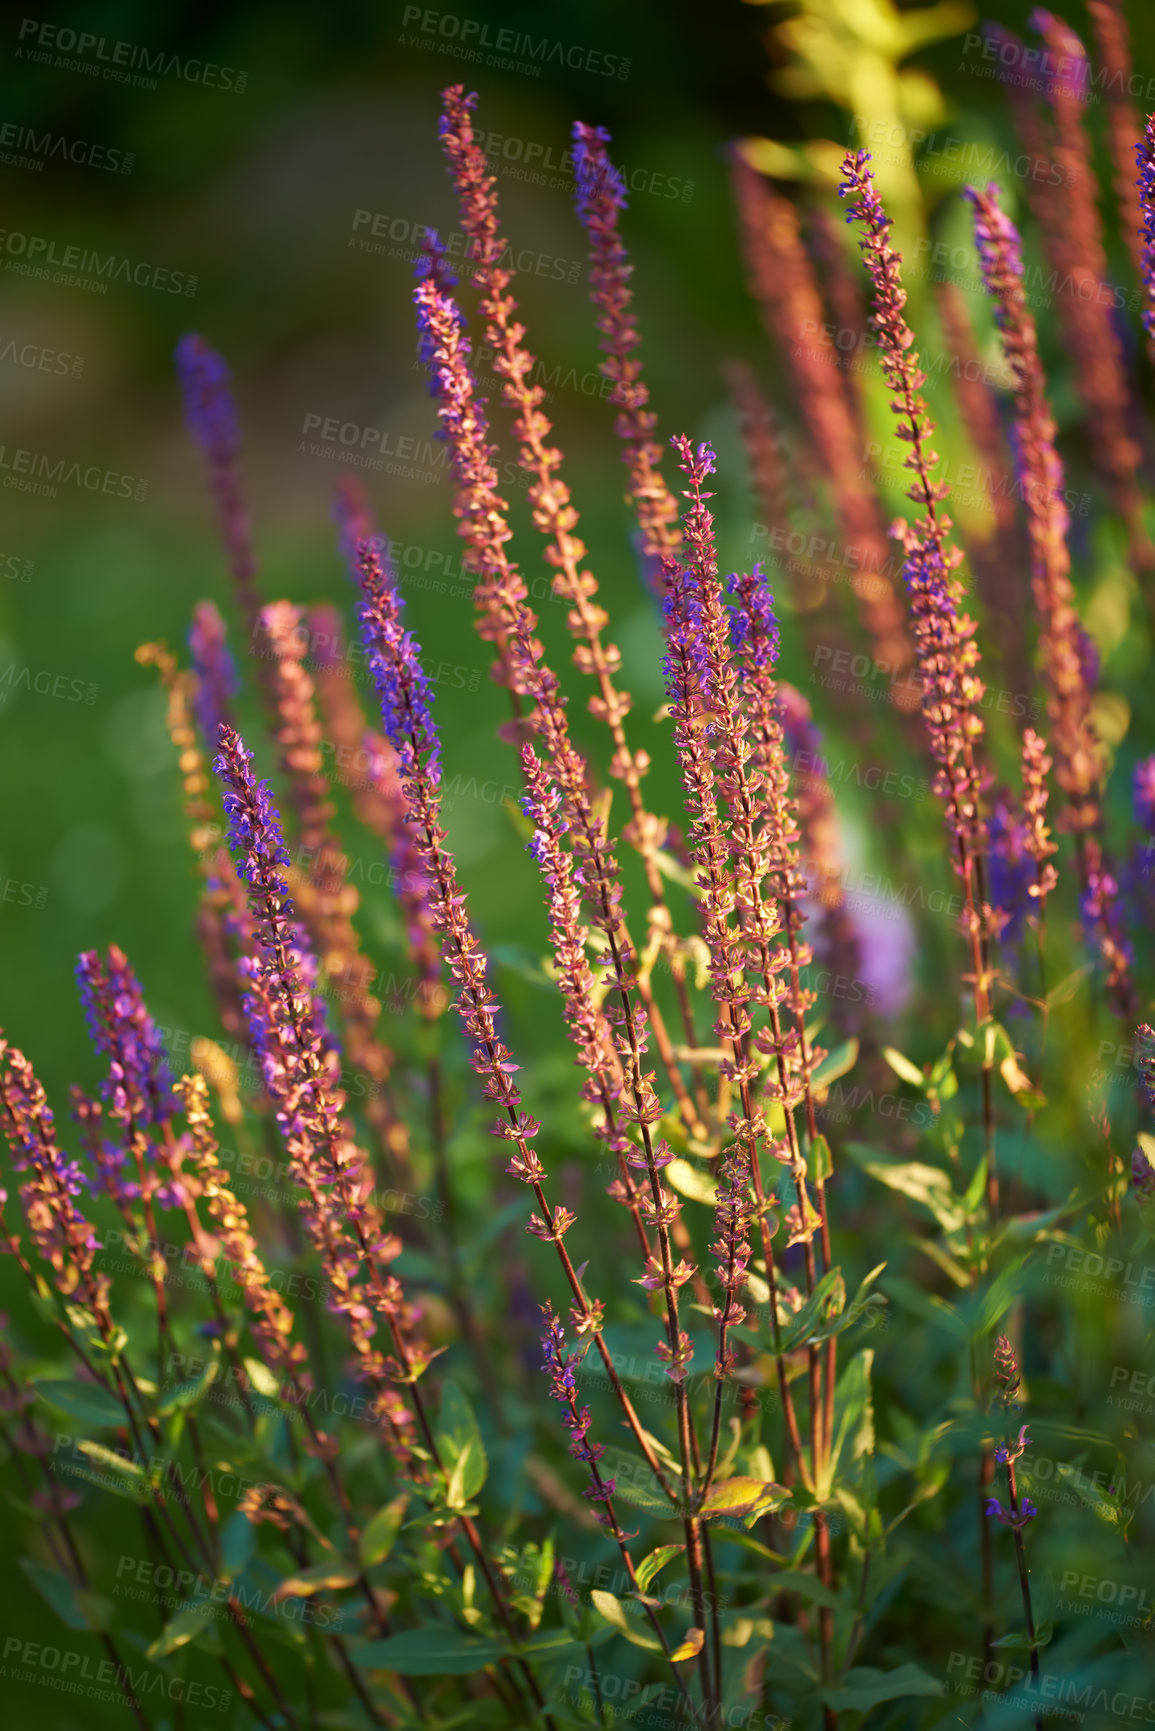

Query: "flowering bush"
(3, 30), (1155, 1731)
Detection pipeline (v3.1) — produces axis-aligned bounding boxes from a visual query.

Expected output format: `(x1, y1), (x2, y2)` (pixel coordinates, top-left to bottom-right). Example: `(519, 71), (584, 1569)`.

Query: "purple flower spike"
(358, 546), (441, 793)
(1134, 756), (1155, 831)
(76, 945), (176, 1131)
(188, 600), (237, 747)
(1136, 116), (1155, 353)
(175, 333), (240, 468)
(333, 475), (378, 583)
(727, 563), (780, 672)
(571, 120), (681, 574)
(573, 123), (627, 219)
(0, 1036), (110, 1314)
(215, 727), (292, 892)
(540, 1303), (614, 1507)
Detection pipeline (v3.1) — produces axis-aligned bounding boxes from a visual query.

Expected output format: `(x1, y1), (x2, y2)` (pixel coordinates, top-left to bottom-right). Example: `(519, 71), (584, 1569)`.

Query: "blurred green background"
(1, 1), (1154, 1721)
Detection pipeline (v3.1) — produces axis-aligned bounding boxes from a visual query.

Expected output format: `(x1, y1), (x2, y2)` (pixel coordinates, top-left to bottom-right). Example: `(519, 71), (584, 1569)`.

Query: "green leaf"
(816, 1349), (874, 1500)
(810, 1264), (887, 1344)
(823, 1662), (944, 1711)
(158, 1355), (219, 1418)
(221, 1511), (254, 1583)
(808, 1134), (833, 1185)
(811, 1038), (859, 1092)
(360, 1494), (409, 1568)
(665, 1158), (718, 1206)
(778, 1267), (846, 1353)
(881, 1047), (925, 1088)
(700, 1477), (786, 1520)
(147, 1602), (216, 1658)
(1054, 1464), (1126, 1527)
(589, 1589), (663, 1651)
(844, 1144), (967, 1233)
(69, 1439), (157, 1502)
(274, 1560), (360, 1600)
(437, 1381), (487, 1507)
(635, 1545), (684, 1594)
(992, 1625), (1053, 1650)
(352, 1626), (507, 1674)
(1045, 964), (1092, 1008)
(33, 1377), (126, 1430)
(20, 1559), (112, 1632)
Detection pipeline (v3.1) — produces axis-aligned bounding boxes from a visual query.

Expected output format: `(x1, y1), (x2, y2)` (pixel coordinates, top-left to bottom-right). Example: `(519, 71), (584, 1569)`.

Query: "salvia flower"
(76, 945), (177, 1133)
(0, 1037), (109, 1312)
(731, 151), (915, 688)
(1136, 114), (1155, 359)
(188, 600), (237, 748)
(985, 1495), (1039, 1530)
(213, 722), (428, 1433)
(987, 796), (1035, 946)
(1134, 755), (1155, 832)
(842, 152), (990, 937)
(571, 119), (681, 574)
(175, 334), (262, 642)
(176, 1071), (308, 1386)
(1087, 0), (1147, 283)
(1027, 10), (1145, 541)
(332, 474), (378, 585)
(175, 332), (239, 468)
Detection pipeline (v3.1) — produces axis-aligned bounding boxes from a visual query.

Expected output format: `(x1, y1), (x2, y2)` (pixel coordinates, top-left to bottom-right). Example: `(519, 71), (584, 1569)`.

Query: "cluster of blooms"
(841, 152), (990, 976)
(1022, 10), (1144, 543)
(257, 598), (412, 1173)
(0, 1038), (110, 1313)
(571, 120), (682, 580)
(730, 152), (914, 688)
(8, 58), (1155, 1726)
(175, 334), (262, 645)
(213, 724), (424, 1439)
(964, 181), (1131, 1002)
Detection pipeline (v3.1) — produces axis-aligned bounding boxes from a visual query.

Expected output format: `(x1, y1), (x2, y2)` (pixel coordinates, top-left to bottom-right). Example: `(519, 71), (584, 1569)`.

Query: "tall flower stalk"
(357, 542), (713, 1711)
(439, 85), (705, 1097)
(842, 150), (999, 1214)
(730, 151), (916, 694)
(175, 334), (264, 643)
(571, 120), (683, 580)
(256, 599), (414, 1180)
(413, 260), (707, 1139)
(966, 181), (1134, 1012)
(998, 14), (1147, 560)
(664, 440), (838, 1691)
